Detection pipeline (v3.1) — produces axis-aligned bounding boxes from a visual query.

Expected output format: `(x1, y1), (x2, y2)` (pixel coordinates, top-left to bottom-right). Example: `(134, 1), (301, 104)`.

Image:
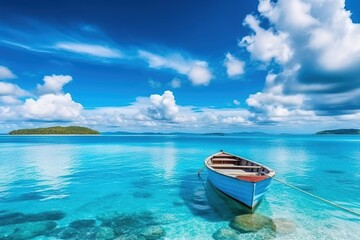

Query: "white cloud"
(0, 96), (22, 105)
(0, 66), (17, 79)
(139, 50), (213, 86)
(233, 99), (240, 106)
(222, 116), (248, 124)
(77, 90), (252, 132)
(258, 0), (318, 30)
(0, 82), (29, 105)
(80, 104), (252, 132)
(240, 15), (293, 64)
(170, 78), (181, 88)
(55, 42), (122, 58)
(0, 78), (340, 133)
(1, 40), (39, 52)
(138, 50), (189, 73)
(0, 74), (86, 125)
(23, 93), (83, 121)
(224, 53), (245, 78)
(146, 90), (179, 121)
(246, 90), (304, 109)
(0, 105), (20, 121)
(198, 108), (252, 126)
(240, 0), (360, 123)
(37, 75), (73, 94)
(0, 82), (28, 96)
(338, 112), (360, 121)
(246, 89), (315, 123)
(256, 0), (360, 71)
(1, 23), (123, 61)
(187, 61), (212, 86)
(80, 91), (196, 130)
(245, 71), (313, 123)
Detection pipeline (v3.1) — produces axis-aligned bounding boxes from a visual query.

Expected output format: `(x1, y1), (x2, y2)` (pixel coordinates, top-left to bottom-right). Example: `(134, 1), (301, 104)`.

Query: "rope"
(198, 165), (206, 177)
(197, 165), (360, 217)
(273, 177), (360, 217)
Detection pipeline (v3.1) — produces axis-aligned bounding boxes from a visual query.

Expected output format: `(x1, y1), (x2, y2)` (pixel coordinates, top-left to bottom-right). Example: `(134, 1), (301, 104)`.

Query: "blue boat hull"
(206, 167), (272, 209)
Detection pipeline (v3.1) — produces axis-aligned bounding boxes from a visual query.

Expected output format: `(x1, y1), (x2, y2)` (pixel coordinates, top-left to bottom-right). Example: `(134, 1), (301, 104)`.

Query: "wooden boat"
(205, 151), (275, 211)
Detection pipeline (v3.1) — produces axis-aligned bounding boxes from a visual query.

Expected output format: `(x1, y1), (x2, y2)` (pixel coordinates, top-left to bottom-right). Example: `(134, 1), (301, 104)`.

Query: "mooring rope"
(197, 165), (360, 217)
(273, 177), (360, 217)
(197, 165), (206, 177)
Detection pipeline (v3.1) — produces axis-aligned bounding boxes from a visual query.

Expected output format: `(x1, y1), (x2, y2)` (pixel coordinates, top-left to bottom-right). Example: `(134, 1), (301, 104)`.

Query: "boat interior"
(208, 152), (271, 179)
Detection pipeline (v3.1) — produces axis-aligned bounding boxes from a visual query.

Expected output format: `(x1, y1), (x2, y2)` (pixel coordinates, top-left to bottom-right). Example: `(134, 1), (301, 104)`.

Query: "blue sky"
(1, 0), (360, 133)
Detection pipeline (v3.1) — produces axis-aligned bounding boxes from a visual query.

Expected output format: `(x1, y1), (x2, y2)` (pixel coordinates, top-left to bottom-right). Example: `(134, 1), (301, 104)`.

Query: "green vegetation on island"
(316, 129), (360, 135)
(9, 126), (99, 135)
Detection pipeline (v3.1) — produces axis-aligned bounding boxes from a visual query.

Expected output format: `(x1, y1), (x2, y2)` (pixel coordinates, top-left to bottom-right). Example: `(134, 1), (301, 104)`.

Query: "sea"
(0, 134), (359, 239)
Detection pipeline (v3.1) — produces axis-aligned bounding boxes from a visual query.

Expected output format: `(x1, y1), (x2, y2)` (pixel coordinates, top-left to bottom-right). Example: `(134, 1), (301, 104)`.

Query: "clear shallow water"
(0, 134), (359, 239)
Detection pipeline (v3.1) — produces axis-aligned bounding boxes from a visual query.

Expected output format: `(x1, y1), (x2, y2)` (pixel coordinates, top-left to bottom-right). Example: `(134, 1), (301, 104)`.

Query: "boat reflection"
(205, 180), (251, 218)
(180, 172), (251, 222)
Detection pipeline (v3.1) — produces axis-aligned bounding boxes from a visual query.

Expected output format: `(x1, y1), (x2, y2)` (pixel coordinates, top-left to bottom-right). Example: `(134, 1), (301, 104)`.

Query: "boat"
(204, 150), (275, 211)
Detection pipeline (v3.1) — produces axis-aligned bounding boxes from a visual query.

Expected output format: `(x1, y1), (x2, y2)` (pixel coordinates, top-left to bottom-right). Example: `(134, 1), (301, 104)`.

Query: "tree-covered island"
(9, 126), (99, 135)
(316, 129), (360, 135)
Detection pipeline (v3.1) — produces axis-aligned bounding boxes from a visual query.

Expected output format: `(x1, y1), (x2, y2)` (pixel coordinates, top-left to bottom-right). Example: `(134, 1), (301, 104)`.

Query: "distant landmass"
(101, 131), (267, 136)
(316, 129), (360, 135)
(9, 126), (99, 135)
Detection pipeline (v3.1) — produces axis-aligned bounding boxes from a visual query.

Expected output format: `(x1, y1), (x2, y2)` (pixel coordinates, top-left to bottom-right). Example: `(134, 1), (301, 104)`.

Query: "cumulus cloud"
(0, 82), (29, 105)
(3, 75), (251, 131)
(81, 107), (247, 132)
(0, 96), (22, 105)
(247, 73), (305, 109)
(0, 74), (83, 122)
(37, 75), (73, 94)
(245, 71), (312, 123)
(241, 0), (360, 122)
(81, 91), (185, 130)
(139, 50), (213, 86)
(26, 75), (83, 121)
(240, 15), (293, 64)
(224, 53), (245, 79)
(0, 106), (16, 120)
(0, 82), (29, 97)
(55, 42), (122, 58)
(257, 0), (360, 72)
(78, 90), (254, 132)
(258, 0), (318, 30)
(187, 61), (212, 86)
(23, 93), (83, 121)
(146, 90), (179, 121)
(246, 90), (313, 123)
(0, 66), (17, 79)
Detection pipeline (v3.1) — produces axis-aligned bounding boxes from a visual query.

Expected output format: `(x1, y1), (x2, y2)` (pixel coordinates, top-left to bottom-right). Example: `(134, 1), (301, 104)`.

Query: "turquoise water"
(0, 134), (359, 239)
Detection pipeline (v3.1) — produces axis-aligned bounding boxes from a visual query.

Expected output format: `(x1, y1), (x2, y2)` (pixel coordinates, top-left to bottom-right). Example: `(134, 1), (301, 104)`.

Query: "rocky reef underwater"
(213, 213), (297, 240)
(0, 179), (296, 240)
(0, 210), (169, 240)
(0, 207), (296, 240)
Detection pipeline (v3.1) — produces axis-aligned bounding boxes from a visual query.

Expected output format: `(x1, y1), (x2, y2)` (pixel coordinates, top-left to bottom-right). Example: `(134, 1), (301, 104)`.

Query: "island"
(9, 126), (99, 135)
(316, 129), (360, 135)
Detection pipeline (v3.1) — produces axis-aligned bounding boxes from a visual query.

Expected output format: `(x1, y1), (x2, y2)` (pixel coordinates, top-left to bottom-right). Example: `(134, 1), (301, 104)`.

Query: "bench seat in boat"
(211, 164), (261, 169)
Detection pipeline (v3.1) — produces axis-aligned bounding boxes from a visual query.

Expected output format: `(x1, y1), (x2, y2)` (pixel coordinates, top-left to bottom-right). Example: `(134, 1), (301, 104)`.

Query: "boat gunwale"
(204, 151), (276, 182)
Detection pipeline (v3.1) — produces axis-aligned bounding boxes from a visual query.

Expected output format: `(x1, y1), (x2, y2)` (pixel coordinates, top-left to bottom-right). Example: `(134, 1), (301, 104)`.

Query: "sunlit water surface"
(0, 134), (359, 239)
